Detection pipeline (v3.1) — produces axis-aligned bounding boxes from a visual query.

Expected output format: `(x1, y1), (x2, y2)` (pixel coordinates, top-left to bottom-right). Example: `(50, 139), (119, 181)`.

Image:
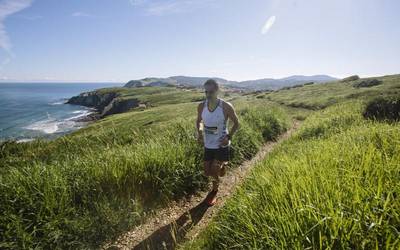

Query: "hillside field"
(1, 74), (399, 249)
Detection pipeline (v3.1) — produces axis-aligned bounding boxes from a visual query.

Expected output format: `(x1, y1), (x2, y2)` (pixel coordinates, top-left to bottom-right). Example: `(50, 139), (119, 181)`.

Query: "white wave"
(66, 110), (93, 121)
(16, 138), (35, 143)
(24, 118), (61, 134)
(49, 100), (67, 105)
(23, 109), (92, 135)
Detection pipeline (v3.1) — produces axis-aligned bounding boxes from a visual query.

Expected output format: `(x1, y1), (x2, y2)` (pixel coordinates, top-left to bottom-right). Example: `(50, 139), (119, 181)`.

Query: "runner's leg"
(216, 146), (229, 177)
(218, 160), (228, 177)
(203, 160), (212, 176)
(210, 159), (220, 191)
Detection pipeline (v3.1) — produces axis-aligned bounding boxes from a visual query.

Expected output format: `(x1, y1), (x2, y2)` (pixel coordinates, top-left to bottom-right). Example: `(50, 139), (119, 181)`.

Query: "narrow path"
(102, 120), (301, 250)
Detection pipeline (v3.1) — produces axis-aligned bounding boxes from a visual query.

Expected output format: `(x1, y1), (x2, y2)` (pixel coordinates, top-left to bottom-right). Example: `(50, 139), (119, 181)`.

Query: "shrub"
(353, 79), (382, 88)
(363, 96), (400, 122)
(291, 84), (304, 88)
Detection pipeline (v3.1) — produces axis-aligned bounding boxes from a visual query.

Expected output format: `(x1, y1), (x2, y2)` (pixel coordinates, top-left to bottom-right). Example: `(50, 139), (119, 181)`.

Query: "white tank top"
(201, 98), (231, 149)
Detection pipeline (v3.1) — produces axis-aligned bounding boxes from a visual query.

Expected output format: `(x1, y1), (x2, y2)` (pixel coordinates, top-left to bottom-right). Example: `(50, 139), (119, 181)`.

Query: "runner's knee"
(210, 160), (221, 176)
(204, 161), (212, 176)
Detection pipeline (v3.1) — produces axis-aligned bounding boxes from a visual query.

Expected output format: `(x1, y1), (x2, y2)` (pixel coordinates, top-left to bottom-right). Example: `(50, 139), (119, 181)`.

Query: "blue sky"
(0, 0), (399, 82)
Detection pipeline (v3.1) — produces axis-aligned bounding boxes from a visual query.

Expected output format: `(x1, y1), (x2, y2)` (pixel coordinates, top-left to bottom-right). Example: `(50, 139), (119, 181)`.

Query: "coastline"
(69, 108), (102, 123)
(0, 82), (125, 145)
(6, 104), (102, 144)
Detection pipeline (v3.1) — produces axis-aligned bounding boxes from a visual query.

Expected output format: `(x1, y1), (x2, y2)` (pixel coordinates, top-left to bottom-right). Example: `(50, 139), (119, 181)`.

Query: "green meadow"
(0, 87), (289, 249)
(1, 74), (399, 249)
(262, 74), (400, 109)
(181, 76), (400, 249)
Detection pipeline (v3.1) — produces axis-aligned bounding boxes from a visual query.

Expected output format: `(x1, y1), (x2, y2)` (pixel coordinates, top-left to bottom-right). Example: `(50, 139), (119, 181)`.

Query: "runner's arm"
(225, 102), (240, 138)
(196, 102), (204, 137)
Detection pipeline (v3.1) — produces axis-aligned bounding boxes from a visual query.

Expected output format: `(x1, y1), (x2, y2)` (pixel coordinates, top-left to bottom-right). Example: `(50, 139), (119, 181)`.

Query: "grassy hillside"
(260, 74), (400, 109)
(0, 89), (290, 249)
(181, 100), (400, 249)
(85, 85), (203, 104)
(111, 86), (205, 105)
(1, 75), (398, 249)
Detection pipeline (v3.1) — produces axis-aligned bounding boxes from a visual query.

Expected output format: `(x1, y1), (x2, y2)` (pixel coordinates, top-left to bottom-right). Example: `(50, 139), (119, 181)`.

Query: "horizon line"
(0, 73), (398, 84)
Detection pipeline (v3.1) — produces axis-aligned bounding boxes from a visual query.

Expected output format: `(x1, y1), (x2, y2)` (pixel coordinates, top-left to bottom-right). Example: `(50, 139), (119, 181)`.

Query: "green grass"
(182, 101), (400, 249)
(2, 75), (399, 249)
(265, 74), (400, 109)
(0, 93), (290, 249)
(79, 85), (207, 107)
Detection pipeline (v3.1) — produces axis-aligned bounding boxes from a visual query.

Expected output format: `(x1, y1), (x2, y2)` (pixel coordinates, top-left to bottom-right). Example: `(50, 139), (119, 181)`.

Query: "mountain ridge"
(124, 75), (338, 90)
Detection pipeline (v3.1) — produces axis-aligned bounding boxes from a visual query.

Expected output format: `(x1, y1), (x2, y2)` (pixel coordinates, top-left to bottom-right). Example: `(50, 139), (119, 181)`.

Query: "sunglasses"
(204, 90), (216, 94)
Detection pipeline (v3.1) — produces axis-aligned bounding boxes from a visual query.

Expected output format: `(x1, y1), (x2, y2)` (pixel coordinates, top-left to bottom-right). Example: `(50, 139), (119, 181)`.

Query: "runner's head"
(204, 79), (219, 100)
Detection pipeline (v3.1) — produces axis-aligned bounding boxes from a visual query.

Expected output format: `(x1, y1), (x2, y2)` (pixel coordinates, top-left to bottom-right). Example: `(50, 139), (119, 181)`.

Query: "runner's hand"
(219, 135), (229, 147)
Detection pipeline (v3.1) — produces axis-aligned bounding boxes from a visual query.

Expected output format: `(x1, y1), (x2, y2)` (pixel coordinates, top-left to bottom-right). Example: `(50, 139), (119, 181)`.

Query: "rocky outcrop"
(101, 98), (141, 117)
(66, 90), (144, 120)
(66, 91), (119, 111)
(341, 75), (360, 82)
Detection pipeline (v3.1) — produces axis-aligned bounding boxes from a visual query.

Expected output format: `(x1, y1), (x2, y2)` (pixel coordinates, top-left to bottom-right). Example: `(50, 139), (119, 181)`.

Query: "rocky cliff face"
(66, 90), (142, 119)
(101, 98), (140, 117)
(66, 91), (118, 110)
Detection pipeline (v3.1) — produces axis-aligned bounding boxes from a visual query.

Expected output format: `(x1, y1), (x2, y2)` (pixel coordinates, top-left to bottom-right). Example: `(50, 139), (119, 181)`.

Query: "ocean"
(0, 82), (124, 142)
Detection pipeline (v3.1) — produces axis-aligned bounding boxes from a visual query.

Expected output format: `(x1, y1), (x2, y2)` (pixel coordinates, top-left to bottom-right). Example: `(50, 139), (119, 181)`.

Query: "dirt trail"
(102, 120), (301, 250)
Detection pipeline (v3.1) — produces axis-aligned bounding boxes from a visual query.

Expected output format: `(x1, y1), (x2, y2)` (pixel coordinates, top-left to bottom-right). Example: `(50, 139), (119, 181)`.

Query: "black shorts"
(204, 146), (230, 162)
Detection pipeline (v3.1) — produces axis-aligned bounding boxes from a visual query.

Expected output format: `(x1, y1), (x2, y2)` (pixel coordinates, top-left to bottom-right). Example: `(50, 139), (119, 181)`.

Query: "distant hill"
(124, 76), (232, 88)
(124, 75), (338, 90)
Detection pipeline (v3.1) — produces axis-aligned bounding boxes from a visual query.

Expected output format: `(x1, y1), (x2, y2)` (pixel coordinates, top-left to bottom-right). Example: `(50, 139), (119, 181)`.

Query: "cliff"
(66, 90), (143, 120)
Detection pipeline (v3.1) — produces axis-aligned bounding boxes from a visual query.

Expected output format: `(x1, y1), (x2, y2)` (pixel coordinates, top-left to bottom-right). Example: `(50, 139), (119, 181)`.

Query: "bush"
(291, 84), (304, 88)
(363, 96), (400, 122)
(353, 79), (382, 88)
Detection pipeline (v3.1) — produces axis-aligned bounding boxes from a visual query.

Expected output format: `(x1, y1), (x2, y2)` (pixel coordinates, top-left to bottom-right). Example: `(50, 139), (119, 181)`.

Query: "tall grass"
(266, 74), (400, 110)
(183, 101), (400, 249)
(0, 103), (289, 249)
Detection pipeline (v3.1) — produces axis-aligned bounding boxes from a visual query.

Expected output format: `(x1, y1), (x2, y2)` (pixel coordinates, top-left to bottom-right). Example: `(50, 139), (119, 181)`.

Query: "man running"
(196, 79), (240, 206)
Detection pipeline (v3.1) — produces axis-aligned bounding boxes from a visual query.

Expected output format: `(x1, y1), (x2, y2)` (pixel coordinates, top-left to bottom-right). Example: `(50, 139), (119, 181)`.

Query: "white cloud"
(261, 15), (276, 34)
(72, 12), (95, 18)
(0, 0), (33, 52)
(130, 0), (217, 16)
(0, 0), (33, 72)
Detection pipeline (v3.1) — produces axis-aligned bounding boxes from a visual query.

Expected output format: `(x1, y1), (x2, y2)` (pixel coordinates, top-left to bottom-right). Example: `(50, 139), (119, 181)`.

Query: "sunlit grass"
(0, 97), (289, 249)
(183, 101), (400, 249)
(265, 74), (400, 109)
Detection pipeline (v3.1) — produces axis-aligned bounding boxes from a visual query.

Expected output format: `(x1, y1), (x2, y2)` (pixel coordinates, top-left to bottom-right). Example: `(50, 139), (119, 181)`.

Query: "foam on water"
(24, 118), (62, 134)
(49, 101), (65, 105)
(23, 110), (91, 135)
(0, 82), (123, 141)
(66, 110), (93, 121)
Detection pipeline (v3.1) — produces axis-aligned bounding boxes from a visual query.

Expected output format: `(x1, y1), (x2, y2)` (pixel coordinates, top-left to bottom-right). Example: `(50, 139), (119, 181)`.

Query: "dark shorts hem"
(204, 146), (230, 162)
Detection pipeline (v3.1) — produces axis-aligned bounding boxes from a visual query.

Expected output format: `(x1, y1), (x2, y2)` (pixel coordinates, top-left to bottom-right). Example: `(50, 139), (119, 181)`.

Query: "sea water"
(0, 82), (124, 142)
